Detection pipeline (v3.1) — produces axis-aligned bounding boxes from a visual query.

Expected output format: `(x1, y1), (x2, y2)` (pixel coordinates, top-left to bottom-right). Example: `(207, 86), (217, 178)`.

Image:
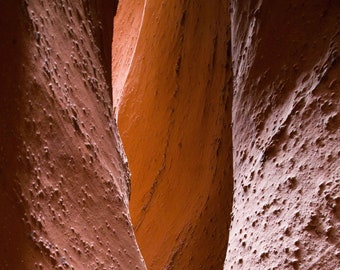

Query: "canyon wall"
(1, 0), (339, 269)
(225, 1), (340, 269)
(113, 0), (339, 269)
(112, 0), (233, 269)
(0, 1), (145, 269)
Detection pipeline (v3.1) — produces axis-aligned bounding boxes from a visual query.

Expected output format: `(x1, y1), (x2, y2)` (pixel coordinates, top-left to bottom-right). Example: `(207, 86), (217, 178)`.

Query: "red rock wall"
(2, 0), (338, 269)
(0, 1), (145, 269)
(113, 0), (233, 269)
(225, 1), (340, 269)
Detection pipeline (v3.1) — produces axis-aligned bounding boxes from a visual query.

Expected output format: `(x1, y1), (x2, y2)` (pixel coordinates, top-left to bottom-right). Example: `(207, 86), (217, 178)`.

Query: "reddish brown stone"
(0, 1), (145, 269)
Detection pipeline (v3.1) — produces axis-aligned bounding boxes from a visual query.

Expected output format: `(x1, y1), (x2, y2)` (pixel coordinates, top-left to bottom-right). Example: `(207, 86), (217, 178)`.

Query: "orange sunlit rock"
(113, 1), (234, 269)
(1, 0), (338, 269)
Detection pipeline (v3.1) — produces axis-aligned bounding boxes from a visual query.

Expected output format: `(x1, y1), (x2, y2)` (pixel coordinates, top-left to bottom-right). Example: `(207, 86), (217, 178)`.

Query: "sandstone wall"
(1, 1), (339, 269)
(112, 0), (234, 269)
(225, 1), (340, 269)
(0, 1), (145, 269)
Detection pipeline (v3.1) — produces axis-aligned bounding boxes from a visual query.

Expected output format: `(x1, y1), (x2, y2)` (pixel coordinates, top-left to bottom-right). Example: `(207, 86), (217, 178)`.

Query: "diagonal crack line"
(134, 128), (170, 231)
(134, 100), (177, 231)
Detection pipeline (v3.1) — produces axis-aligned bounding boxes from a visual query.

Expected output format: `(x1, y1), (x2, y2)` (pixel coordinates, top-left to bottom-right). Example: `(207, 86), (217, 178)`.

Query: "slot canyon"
(0, 0), (339, 270)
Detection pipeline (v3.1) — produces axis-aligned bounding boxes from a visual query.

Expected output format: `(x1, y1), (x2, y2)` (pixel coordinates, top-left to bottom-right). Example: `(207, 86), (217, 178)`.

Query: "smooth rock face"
(113, 1), (234, 269)
(0, 1), (145, 269)
(225, 1), (340, 269)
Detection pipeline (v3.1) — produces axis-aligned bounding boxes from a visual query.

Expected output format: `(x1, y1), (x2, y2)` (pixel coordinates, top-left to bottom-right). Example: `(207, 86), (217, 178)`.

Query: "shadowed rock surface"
(1, 0), (339, 269)
(0, 1), (145, 269)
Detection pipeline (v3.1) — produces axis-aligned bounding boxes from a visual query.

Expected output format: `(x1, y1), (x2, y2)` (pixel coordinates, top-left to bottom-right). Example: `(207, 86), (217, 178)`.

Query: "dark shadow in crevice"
(0, 1), (33, 269)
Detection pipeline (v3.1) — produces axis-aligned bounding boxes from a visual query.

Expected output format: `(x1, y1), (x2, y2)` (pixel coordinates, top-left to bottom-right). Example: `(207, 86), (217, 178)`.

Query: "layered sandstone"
(113, 1), (339, 269)
(0, 1), (145, 269)
(1, 0), (339, 269)
(112, 1), (233, 269)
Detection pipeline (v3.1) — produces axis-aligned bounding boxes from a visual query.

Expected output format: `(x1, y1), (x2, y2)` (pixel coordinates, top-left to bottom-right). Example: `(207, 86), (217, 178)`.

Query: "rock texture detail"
(113, 0), (339, 269)
(225, 1), (340, 269)
(0, 1), (145, 269)
(112, 1), (234, 269)
(1, 0), (339, 269)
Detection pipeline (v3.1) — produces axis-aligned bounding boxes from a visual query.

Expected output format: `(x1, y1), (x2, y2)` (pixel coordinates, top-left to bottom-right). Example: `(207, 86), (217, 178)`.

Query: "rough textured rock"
(2, 0), (339, 269)
(225, 1), (340, 269)
(0, 1), (145, 269)
(112, 0), (233, 269)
